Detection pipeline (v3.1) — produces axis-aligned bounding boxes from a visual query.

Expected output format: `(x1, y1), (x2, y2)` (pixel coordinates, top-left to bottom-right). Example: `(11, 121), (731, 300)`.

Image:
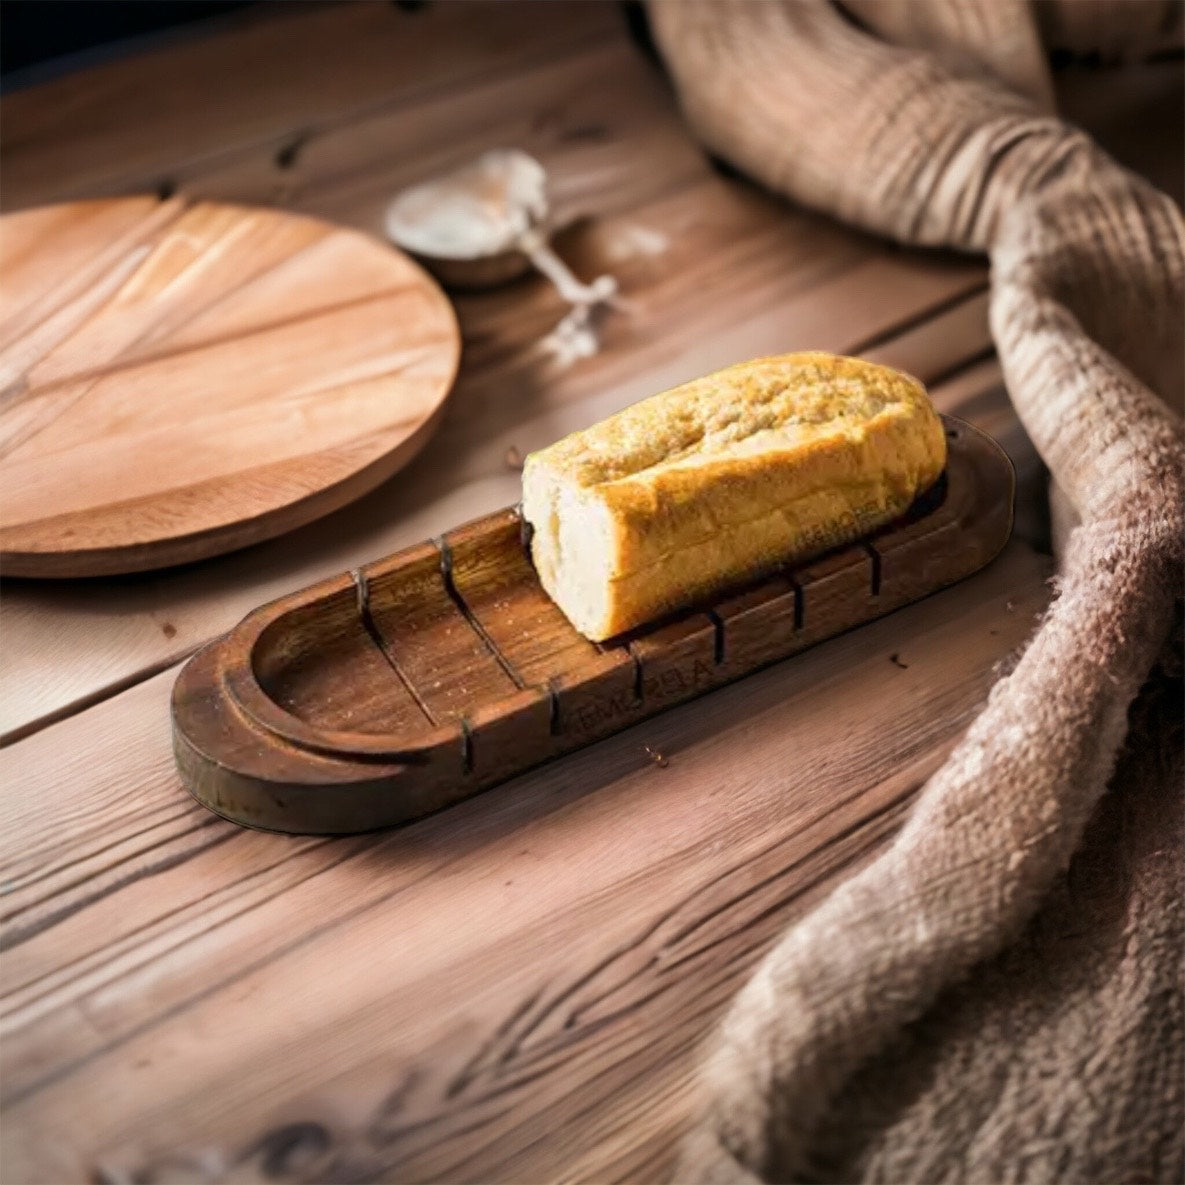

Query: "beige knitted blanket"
(645, 2), (1185, 1181)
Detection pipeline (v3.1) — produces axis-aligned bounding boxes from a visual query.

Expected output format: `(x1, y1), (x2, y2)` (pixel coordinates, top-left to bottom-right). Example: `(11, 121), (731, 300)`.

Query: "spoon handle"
(518, 231), (617, 307)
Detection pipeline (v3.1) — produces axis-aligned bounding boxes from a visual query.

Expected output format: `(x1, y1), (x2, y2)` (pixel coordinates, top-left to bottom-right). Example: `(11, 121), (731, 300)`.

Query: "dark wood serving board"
(172, 417), (1013, 834)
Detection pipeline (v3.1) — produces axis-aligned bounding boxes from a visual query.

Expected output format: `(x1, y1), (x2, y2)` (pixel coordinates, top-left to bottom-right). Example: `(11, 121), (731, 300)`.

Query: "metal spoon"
(385, 149), (618, 352)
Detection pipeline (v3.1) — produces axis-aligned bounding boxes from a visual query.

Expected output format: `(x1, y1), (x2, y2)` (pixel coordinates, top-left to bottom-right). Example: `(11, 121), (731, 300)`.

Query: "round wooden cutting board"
(0, 197), (460, 577)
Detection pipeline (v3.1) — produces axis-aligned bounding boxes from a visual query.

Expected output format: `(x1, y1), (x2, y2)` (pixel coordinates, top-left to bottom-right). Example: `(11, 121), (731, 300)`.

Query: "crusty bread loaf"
(522, 352), (946, 640)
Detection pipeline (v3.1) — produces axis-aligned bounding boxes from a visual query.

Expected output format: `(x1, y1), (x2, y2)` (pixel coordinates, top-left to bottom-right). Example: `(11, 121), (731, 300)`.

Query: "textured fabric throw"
(644, 2), (1185, 1181)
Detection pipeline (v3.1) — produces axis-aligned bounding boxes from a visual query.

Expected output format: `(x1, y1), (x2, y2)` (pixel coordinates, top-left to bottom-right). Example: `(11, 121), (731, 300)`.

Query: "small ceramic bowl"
(385, 149), (544, 290)
(385, 149), (617, 307)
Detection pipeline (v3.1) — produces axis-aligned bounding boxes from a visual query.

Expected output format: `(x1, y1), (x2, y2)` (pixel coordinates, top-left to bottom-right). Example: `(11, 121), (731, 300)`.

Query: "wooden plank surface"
(1, 2), (1177, 1181)
(0, 34), (996, 741)
(0, 292), (999, 743)
(0, 3), (624, 212)
(0, 542), (1052, 1185)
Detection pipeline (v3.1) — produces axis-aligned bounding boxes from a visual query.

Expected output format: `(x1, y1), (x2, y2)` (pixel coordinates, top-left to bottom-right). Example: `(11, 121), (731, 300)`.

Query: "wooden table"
(2, 5), (1179, 1182)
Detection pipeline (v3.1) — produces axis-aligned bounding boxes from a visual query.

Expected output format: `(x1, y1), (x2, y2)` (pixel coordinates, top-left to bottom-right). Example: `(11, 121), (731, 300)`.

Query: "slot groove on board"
(626, 643), (646, 703)
(791, 576), (805, 631)
(706, 610), (726, 665)
(546, 678), (561, 737)
(459, 717), (474, 775)
(863, 543), (883, 597)
(435, 537), (527, 691)
(443, 511), (639, 742)
(350, 568), (439, 728)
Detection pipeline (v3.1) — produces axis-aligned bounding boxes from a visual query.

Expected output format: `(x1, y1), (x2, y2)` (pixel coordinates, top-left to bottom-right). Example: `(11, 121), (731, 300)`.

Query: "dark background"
(1, 1), (256, 80)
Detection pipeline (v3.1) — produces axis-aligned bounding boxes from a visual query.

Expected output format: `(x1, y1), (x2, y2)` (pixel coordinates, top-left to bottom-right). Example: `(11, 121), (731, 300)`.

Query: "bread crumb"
(643, 744), (669, 769)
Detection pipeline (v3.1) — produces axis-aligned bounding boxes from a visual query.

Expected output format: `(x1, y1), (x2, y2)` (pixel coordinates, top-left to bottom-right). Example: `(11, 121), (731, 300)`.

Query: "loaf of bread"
(521, 353), (946, 640)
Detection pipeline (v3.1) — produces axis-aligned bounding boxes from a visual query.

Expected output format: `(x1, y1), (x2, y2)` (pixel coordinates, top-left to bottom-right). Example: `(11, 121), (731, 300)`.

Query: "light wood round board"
(0, 197), (460, 577)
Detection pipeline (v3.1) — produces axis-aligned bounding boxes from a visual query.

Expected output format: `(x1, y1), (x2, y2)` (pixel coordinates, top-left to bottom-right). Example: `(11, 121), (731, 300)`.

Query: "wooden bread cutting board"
(172, 417), (1014, 834)
(0, 196), (460, 577)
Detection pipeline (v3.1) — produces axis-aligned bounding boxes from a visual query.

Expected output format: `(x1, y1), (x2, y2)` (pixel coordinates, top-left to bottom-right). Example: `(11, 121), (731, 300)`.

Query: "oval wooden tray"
(172, 417), (1013, 834)
(0, 197), (459, 577)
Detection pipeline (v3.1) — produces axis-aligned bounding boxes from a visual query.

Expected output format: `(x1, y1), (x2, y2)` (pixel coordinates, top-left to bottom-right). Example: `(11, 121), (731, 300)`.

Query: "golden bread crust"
(522, 353), (946, 640)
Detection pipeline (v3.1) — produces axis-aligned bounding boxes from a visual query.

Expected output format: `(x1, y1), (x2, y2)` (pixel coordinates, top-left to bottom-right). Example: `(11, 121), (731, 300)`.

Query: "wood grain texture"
(0, 280), (998, 744)
(0, 541), (1053, 1185)
(0, 0), (1000, 736)
(0, 197), (459, 576)
(0, 2), (623, 212)
(3, 3), (1175, 1180)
